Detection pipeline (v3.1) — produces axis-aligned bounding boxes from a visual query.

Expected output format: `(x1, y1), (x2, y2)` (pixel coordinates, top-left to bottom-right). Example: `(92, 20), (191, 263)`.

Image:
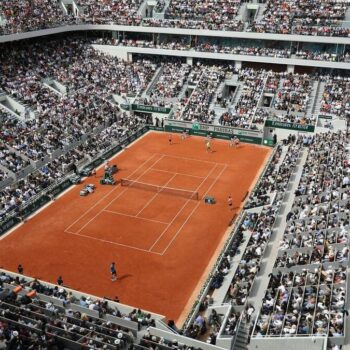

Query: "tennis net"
(120, 178), (199, 200)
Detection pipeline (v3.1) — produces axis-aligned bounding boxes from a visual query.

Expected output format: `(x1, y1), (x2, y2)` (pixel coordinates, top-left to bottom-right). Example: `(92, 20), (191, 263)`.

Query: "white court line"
(104, 210), (169, 225)
(157, 153), (228, 166)
(135, 173), (177, 218)
(160, 164), (228, 255)
(65, 153), (158, 233)
(67, 154), (165, 235)
(148, 163), (218, 252)
(151, 168), (205, 179)
(64, 229), (163, 255)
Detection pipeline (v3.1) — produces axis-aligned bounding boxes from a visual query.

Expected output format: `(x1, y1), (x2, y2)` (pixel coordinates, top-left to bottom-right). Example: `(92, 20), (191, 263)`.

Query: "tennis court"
(0, 132), (271, 323)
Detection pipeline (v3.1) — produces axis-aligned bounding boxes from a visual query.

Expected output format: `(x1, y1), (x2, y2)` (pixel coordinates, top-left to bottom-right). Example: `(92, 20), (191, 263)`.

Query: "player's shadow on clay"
(117, 274), (133, 281)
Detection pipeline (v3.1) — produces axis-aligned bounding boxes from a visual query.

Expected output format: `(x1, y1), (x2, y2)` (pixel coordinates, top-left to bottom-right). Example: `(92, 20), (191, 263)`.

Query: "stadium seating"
(0, 0), (349, 36)
(252, 131), (350, 339)
(0, 7), (349, 346)
(0, 270), (154, 349)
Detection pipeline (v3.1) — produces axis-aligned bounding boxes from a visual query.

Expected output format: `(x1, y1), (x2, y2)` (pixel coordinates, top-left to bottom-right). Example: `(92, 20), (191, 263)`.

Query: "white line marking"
(157, 153), (227, 166)
(148, 163), (218, 252)
(151, 168), (205, 179)
(64, 230), (163, 255)
(135, 173), (177, 218)
(160, 164), (228, 255)
(72, 155), (165, 235)
(65, 153), (158, 233)
(103, 210), (169, 225)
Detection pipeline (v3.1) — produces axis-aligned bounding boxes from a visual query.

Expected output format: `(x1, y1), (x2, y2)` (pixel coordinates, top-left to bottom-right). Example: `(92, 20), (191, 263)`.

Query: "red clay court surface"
(0, 132), (271, 323)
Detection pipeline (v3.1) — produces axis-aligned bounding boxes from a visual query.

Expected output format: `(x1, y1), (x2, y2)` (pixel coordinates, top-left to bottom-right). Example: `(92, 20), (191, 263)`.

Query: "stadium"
(0, 1), (349, 350)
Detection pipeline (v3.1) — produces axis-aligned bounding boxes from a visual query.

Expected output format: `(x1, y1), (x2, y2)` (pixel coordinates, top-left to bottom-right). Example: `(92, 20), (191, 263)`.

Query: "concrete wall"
(250, 336), (326, 350)
(91, 44), (350, 71)
(1, 24), (350, 45)
(149, 327), (227, 350)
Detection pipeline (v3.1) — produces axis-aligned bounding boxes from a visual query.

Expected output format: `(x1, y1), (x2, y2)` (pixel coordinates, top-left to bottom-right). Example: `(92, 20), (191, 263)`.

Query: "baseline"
(157, 153), (228, 166)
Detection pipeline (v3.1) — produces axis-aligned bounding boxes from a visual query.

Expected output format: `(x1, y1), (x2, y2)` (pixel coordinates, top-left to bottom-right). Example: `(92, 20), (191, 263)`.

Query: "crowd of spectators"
(295, 51), (350, 63)
(0, 141), (30, 175)
(0, 38), (158, 221)
(226, 140), (302, 307)
(219, 68), (266, 129)
(94, 37), (350, 64)
(320, 76), (350, 118)
(1, 0), (349, 36)
(255, 266), (347, 337)
(180, 65), (226, 123)
(141, 62), (192, 107)
(222, 310), (241, 336)
(154, 0), (166, 13)
(253, 131), (350, 338)
(75, 0), (143, 26)
(0, 36), (348, 226)
(273, 73), (312, 114)
(182, 205), (254, 340)
(197, 44), (290, 58)
(0, 0), (73, 35)
(244, 145), (283, 208)
(141, 331), (204, 350)
(164, 0), (242, 31)
(0, 270), (157, 349)
(248, 0), (349, 36)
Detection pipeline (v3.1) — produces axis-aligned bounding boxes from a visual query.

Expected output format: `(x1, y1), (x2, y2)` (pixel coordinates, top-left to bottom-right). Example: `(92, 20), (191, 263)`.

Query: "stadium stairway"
(312, 81), (326, 117)
(142, 66), (164, 98)
(252, 2), (267, 21)
(244, 147), (309, 321)
(211, 227), (252, 304)
(344, 7), (350, 23)
(137, 0), (148, 16)
(305, 79), (320, 118)
(0, 176), (14, 191)
(233, 319), (250, 350)
(249, 144), (290, 210)
(153, 0), (171, 19)
(0, 164), (15, 181)
(209, 81), (226, 111)
(229, 84), (242, 109)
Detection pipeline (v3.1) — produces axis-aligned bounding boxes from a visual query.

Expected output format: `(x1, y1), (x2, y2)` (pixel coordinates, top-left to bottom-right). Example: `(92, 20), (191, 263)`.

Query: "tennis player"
(168, 133), (173, 145)
(230, 135), (235, 147)
(228, 195), (233, 210)
(206, 140), (212, 153)
(234, 136), (240, 148)
(110, 262), (117, 281)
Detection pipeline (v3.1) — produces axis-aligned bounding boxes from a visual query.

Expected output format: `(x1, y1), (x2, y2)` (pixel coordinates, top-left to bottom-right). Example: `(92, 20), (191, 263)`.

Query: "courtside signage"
(265, 119), (315, 132)
(120, 104), (171, 114)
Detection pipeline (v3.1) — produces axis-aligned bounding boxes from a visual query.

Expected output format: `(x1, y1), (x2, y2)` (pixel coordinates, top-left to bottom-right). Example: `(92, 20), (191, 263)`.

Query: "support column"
(287, 64), (295, 73)
(127, 52), (133, 62)
(186, 57), (193, 66)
